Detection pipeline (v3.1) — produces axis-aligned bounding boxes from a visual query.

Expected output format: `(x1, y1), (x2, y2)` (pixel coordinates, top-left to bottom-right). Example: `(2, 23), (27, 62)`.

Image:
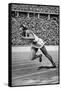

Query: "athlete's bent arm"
(21, 35), (35, 40)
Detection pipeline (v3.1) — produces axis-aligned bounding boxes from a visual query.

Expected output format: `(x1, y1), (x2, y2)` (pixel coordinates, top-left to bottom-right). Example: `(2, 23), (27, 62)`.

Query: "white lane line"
(12, 62), (36, 66)
(12, 66), (37, 71)
(13, 68), (56, 80)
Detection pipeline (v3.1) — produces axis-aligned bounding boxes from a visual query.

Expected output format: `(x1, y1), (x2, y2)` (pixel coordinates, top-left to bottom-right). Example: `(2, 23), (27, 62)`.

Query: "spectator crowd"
(11, 11), (59, 46)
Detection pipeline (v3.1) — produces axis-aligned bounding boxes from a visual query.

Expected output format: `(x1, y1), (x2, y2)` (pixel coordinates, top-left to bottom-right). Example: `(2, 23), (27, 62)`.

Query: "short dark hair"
(20, 24), (28, 30)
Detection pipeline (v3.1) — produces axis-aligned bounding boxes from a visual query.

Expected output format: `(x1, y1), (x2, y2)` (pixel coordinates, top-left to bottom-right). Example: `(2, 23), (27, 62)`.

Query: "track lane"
(12, 46), (59, 86)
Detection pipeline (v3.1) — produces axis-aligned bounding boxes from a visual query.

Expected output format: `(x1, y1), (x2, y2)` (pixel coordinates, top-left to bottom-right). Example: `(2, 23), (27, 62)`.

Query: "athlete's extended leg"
(40, 45), (56, 67)
(31, 47), (42, 62)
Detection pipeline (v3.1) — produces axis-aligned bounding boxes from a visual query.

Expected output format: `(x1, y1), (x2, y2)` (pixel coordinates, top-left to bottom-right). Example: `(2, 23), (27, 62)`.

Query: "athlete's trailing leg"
(40, 45), (56, 68)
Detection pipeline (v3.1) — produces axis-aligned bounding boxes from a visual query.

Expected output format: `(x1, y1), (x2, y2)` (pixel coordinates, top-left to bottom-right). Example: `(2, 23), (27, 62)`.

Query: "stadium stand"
(11, 4), (59, 45)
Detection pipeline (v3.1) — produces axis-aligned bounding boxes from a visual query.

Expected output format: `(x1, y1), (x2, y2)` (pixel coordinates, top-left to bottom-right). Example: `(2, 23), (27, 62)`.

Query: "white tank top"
(26, 30), (44, 48)
(32, 33), (45, 48)
(32, 33), (39, 42)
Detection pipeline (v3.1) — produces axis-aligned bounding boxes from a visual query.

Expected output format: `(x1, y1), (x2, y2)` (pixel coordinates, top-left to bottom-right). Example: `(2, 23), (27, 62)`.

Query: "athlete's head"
(20, 24), (28, 36)
(20, 24), (27, 30)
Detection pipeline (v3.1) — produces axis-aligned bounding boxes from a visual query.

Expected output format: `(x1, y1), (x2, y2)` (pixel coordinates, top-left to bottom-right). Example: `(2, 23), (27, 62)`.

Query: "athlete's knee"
(43, 51), (48, 57)
(46, 53), (53, 60)
(31, 56), (35, 60)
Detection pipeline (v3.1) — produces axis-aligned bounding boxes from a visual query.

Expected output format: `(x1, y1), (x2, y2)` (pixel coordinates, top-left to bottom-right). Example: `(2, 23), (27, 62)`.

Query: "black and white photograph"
(8, 3), (60, 87)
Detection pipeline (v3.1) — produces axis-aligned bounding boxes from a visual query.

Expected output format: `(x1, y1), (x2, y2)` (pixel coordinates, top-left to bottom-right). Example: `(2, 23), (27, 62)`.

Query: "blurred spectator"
(12, 12), (59, 46)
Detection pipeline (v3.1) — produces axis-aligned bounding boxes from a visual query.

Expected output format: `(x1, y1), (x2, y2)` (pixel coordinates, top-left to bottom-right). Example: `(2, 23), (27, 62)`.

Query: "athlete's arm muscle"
(21, 30), (35, 40)
(21, 35), (34, 40)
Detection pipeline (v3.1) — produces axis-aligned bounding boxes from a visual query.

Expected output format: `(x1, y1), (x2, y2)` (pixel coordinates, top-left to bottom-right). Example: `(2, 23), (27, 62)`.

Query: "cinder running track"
(12, 46), (59, 86)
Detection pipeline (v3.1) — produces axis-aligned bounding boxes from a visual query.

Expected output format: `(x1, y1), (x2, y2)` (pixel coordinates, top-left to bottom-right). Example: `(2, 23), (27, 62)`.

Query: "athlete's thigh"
(31, 47), (38, 58)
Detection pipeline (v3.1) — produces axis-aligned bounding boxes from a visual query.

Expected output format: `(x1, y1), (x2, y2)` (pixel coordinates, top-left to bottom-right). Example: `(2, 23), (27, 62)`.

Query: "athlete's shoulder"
(26, 30), (32, 34)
